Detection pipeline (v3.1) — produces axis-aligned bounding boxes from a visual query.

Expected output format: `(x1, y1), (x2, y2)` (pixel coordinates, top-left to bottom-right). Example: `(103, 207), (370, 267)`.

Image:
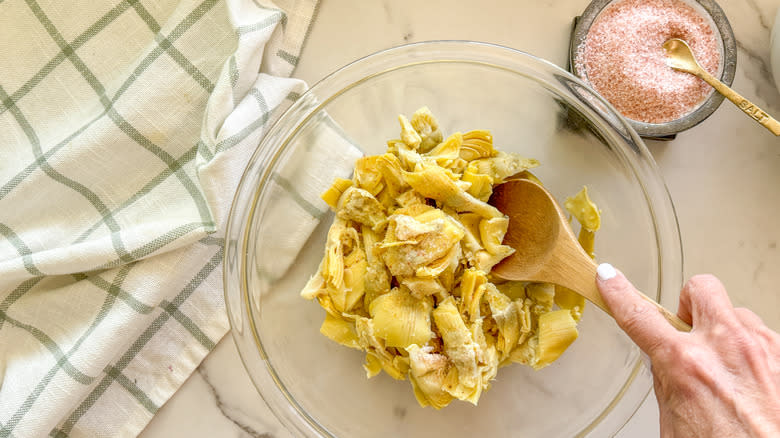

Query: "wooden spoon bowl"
(489, 178), (691, 332)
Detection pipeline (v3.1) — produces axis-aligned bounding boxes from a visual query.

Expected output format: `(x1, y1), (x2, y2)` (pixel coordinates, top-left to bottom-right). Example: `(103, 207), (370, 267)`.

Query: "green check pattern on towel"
(0, 0), (318, 436)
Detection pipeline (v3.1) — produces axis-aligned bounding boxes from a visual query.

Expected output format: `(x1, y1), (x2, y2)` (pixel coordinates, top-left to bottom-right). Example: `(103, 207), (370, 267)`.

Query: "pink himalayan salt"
(575, 0), (721, 124)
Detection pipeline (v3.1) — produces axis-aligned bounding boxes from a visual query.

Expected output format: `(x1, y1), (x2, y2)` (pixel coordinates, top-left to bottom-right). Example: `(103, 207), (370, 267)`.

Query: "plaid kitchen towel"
(0, 0), (322, 436)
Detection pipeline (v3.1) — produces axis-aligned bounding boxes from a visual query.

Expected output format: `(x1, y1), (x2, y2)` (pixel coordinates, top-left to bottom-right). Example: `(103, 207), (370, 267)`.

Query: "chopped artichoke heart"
(342, 256), (367, 312)
(474, 247), (515, 273)
(354, 155), (385, 196)
(321, 177), (353, 210)
(554, 285), (586, 322)
(364, 353), (383, 378)
(459, 268), (487, 322)
(526, 282), (555, 312)
(401, 277), (447, 299)
(324, 219), (348, 289)
(534, 309), (579, 369)
(495, 281), (527, 301)
(300, 261), (326, 300)
(485, 283), (521, 357)
(399, 114), (422, 149)
(460, 130), (496, 161)
(564, 186), (601, 232)
(410, 106), (443, 152)
(362, 227), (391, 308)
(469, 151), (540, 183)
(381, 213), (464, 277)
(462, 170), (494, 201)
(478, 217), (510, 255)
(369, 288), (433, 348)
(301, 107), (600, 409)
(376, 153), (410, 197)
(433, 298), (479, 389)
(337, 187), (387, 231)
(320, 314), (361, 349)
(406, 344), (453, 409)
(425, 132), (462, 168)
(578, 229), (596, 259)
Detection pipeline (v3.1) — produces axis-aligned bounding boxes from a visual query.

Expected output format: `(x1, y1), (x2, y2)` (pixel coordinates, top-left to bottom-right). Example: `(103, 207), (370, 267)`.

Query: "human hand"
(595, 264), (780, 438)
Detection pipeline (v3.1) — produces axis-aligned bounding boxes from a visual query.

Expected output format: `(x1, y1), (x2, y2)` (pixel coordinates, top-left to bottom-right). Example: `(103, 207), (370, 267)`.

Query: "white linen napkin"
(0, 1), (359, 436)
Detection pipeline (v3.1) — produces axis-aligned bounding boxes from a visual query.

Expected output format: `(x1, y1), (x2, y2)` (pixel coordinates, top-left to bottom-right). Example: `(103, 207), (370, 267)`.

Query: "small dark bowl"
(569, 0), (737, 140)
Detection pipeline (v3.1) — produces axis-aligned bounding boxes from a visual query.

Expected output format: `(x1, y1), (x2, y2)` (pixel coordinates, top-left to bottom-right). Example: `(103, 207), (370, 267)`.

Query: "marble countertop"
(140, 0), (780, 436)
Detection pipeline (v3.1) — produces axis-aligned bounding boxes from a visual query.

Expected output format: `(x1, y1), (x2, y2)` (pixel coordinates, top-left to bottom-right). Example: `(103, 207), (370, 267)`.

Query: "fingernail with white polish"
(597, 263), (617, 281)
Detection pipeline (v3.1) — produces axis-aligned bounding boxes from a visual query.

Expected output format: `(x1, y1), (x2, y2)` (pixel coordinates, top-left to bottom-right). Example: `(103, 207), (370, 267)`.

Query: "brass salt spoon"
(663, 38), (780, 136)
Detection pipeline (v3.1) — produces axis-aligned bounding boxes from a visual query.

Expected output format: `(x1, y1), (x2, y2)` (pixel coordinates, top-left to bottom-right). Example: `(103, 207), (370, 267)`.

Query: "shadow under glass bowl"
(569, 0), (737, 140)
(224, 41), (683, 438)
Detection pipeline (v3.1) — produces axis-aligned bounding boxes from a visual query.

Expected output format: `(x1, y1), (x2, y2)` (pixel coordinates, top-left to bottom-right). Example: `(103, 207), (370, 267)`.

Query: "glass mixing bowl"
(224, 41), (683, 438)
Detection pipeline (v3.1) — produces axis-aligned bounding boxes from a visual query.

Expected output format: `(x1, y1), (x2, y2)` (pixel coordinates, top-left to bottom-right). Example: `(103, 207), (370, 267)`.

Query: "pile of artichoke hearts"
(301, 108), (601, 409)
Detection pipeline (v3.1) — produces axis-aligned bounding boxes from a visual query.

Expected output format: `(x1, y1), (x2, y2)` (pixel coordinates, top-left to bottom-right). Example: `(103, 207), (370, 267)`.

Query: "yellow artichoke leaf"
(320, 314), (361, 350)
(355, 317), (409, 379)
(515, 298), (533, 344)
(403, 163), (503, 219)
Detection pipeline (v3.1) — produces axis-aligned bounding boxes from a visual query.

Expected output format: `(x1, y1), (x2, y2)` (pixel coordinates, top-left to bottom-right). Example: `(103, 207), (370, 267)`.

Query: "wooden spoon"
(489, 178), (691, 332)
(663, 38), (780, 136)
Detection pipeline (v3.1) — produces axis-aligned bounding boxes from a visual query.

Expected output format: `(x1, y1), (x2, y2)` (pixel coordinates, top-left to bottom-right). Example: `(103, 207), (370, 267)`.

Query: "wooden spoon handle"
(571, 258), (691, 332)
(633, 290), (692, 332)
(697, 69), (780, 136)
(582, 279), (691, 332)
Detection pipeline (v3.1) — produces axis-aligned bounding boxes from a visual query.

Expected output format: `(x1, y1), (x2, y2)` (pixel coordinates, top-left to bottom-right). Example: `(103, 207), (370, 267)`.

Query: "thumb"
(596, 263), (679, 356)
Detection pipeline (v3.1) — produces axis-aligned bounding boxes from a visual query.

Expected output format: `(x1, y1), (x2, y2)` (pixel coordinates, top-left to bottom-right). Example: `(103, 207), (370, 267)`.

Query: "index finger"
(596, 263), (680, 356)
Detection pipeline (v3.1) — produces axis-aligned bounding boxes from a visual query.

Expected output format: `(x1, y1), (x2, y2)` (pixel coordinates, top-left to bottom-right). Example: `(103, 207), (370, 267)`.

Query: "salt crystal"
(575, 0), (721, 124)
